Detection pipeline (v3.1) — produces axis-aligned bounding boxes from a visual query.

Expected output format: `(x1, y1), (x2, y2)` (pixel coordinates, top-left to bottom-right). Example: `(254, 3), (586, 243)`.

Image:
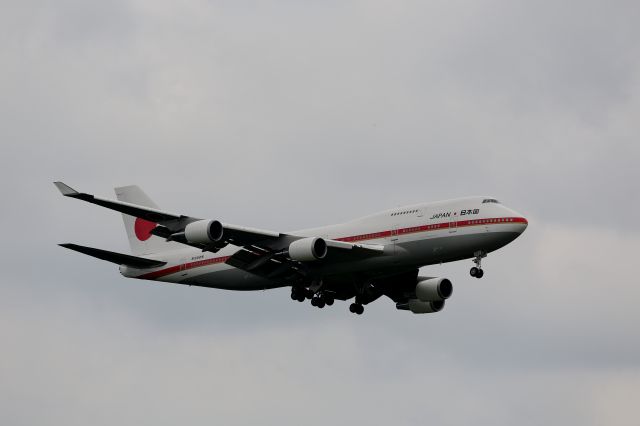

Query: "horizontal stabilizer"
(59, 243), (167, 269)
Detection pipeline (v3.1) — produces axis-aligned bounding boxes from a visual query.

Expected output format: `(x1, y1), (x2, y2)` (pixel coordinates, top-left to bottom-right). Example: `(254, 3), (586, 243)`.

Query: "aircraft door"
(390, 226), (399, 255)
(449, 214), (458, 233)
(179, 257), (188, 277)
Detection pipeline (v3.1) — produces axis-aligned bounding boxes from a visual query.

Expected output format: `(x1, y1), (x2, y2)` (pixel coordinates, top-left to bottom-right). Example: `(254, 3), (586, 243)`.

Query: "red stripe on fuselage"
(137, 256), (231, 280)
(137, 216), (528, 280)
(336, 216), (527, 242)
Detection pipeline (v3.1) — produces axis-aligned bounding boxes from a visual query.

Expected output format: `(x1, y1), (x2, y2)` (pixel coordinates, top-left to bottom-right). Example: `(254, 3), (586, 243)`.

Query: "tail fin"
(114, 185), (179, 255)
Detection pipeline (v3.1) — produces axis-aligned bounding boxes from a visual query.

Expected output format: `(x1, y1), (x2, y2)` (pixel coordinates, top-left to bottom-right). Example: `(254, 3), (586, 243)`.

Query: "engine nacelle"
(415, 277), (453, 302)
(288, 237), (328, 261)
(409, 299), (445, 314)
(184, 220), (224, 245)
(396, 299), (445, 314)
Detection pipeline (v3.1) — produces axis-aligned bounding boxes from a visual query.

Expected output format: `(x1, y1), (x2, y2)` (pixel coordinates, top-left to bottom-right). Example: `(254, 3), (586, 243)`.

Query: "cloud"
(1, 0), (639, 424)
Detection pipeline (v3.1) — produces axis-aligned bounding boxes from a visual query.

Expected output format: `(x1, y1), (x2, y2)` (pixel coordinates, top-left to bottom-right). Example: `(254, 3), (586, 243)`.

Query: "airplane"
(54, 182), (528, 315)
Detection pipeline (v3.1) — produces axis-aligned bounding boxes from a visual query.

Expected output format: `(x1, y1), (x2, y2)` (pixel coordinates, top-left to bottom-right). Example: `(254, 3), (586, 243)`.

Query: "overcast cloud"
(1, 1), (639, 425)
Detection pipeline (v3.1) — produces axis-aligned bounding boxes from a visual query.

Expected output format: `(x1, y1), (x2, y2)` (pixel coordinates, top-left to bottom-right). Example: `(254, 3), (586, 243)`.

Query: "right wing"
(225, 239), (385, 281)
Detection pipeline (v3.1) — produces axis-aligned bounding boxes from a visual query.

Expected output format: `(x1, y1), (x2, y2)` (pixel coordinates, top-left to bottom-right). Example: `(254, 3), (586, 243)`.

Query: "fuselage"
(120, 196), (527, 290)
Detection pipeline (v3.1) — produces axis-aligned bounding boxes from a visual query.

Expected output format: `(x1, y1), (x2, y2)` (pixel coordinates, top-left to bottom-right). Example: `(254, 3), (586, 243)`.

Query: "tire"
(476, 269), (484, 279)
(325, 298), (334, 306)
(470, 267), (478, 277)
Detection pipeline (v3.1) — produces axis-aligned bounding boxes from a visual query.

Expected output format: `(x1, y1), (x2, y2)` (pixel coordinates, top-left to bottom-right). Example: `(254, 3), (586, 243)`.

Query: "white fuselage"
(120, 196), (527, 290)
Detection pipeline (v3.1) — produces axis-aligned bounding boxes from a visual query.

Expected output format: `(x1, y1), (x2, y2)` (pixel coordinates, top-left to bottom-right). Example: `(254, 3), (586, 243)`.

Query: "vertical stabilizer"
(114, 185), (180, 255)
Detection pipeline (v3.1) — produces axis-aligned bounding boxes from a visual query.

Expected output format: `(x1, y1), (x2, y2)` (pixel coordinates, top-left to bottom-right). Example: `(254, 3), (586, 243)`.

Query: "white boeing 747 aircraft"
(55, 182), (527, 315)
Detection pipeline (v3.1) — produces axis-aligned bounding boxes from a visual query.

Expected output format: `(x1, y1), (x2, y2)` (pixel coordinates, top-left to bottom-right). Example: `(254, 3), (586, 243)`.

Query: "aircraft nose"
(503, 206), (528, 234)
(512, 212), (528, 235)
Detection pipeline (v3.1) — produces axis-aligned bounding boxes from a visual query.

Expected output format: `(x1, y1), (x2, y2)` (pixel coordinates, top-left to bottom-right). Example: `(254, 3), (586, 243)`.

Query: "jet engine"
(288, 237), (328, 261)
(409, 299), (445, 314)
(415, 277), (453, 302)
(184, 220), (224, 244)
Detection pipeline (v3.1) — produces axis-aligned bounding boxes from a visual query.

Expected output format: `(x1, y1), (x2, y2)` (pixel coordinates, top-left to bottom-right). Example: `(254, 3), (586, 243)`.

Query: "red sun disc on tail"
(134, 218), (156, 241)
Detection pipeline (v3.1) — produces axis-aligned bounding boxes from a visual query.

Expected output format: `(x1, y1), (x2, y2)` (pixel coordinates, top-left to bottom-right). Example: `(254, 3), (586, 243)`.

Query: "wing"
(54, 182), (385, 275)
(54, 182), (190, 226)
(225, 239), (385, 281)
(54, 181), (286, 251)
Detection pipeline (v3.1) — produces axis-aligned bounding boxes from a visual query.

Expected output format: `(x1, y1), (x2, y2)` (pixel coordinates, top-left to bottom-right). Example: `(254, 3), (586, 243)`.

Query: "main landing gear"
(291, 287), (334, 308)
(291, 281), (367, 315)
(349, 303), (364, 315)
(470, 250), (486, 279)
(310, 293), (334, 308)
(290, 286), (309, 302)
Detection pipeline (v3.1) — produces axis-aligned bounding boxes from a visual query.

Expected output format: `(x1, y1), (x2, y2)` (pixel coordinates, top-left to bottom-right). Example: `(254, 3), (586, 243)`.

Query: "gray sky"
(2, 1), (639, 425)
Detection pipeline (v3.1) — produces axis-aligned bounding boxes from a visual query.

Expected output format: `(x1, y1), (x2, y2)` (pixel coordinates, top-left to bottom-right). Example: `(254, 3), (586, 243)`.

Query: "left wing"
(54, 181), (285, 250)
(54, 181), (385, 279)
(54, 181), (192, 226)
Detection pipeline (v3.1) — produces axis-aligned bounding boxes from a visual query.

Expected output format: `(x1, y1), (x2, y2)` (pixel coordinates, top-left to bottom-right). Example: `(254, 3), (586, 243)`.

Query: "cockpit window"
(482, 198), (500, 204)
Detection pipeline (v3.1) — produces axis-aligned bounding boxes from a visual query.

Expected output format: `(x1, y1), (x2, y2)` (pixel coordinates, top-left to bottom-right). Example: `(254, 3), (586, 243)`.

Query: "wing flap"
(226, 245), (306, 280)
(225, 238), (386, 280)
(221, 223), (283, 246)
(326, 240), (385, 254)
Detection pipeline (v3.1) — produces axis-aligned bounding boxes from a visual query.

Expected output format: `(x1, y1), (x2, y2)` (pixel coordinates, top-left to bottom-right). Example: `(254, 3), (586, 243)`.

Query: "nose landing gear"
(470, 251), (486, 279)
(469, 267), (484, 278)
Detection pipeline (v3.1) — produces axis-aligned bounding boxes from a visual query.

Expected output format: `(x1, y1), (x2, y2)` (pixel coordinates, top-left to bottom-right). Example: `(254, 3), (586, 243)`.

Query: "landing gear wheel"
(349, 303), (364, 315)
(471, 251), (487, 279)
(291, 288), (304, 301)
(311, 297), (326, 308)
(470, 267), (484, 278)
(325, 298), (334, 306)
